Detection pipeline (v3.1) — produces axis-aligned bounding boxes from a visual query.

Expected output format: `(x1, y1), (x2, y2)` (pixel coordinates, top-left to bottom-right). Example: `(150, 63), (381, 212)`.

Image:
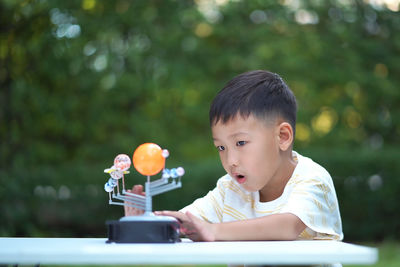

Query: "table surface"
(0, 237), (378, 265)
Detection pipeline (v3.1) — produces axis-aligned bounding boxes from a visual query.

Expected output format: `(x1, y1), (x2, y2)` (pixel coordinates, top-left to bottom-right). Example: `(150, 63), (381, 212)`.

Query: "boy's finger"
(132, 184), (145, 196)
(156, 211), (188, 222)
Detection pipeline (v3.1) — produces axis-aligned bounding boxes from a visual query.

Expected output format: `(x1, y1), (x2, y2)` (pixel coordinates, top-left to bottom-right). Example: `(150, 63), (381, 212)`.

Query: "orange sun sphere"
(132, 143), (166, 176)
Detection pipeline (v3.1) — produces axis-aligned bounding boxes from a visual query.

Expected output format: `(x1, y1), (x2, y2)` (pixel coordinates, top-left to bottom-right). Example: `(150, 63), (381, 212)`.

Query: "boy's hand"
(156, 210), (216, 242)
(124, 185), (145, 216)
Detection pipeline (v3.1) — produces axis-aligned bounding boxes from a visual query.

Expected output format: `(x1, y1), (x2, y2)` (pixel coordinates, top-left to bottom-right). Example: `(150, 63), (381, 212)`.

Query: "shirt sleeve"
(280, 175), (343, 240)
(180, 175), (228, 223)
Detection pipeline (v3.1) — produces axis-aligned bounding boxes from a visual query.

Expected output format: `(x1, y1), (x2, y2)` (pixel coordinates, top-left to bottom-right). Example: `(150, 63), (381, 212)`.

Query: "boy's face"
(212, 114), (293, 197)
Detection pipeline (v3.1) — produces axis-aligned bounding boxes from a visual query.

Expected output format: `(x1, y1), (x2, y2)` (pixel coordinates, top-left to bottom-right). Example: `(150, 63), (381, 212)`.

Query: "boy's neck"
(259, 150), (297, 203)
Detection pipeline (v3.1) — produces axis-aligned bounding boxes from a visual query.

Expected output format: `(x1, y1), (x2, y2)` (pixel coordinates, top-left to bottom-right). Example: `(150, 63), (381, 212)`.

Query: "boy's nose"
(226, 151), (239, 167)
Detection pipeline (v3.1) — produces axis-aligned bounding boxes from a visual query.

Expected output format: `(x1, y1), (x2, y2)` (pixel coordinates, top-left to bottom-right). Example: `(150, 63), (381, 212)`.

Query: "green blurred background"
(1, 0), (399, 249)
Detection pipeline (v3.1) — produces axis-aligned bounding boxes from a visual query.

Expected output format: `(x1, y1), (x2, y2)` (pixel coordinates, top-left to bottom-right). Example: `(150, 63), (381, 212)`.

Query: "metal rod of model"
(103, 143), (184, 243)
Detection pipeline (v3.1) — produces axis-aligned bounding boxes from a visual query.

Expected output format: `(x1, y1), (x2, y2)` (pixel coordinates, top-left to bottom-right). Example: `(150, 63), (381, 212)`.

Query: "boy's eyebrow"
(230, 132), (249, 138)
(213, 132), (249, 141)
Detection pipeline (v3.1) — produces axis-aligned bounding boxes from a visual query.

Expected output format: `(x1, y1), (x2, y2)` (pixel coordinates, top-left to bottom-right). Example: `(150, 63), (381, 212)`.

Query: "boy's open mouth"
(235, 174), (246, 184)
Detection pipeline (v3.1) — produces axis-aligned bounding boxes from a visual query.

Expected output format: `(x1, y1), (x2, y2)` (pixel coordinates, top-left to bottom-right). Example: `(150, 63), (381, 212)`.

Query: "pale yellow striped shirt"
(181, 151), (343, 240)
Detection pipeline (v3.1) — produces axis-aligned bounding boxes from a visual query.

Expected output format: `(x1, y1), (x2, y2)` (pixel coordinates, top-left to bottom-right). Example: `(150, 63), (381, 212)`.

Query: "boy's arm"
(214, 213), (306, 241)
(157, 210), (306, 241)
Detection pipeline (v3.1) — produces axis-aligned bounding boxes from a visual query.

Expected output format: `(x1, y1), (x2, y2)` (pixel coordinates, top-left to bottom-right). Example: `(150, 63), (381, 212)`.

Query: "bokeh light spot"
(295, 123), (311, 142)
(344, 107), (362, 129)
(374, 63), (388, 78)
(368, 174), (383, 191)
(82, 0), (96, 11)
(311, 107), (338, 135)
(195, 23), (213, 37)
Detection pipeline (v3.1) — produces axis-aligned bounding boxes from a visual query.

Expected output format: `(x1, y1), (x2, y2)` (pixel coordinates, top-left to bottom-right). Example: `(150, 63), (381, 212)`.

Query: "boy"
(126, 70), (343, 242)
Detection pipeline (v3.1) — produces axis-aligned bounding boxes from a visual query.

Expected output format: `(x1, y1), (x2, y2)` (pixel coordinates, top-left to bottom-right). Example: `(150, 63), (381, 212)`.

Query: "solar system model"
(103, 143), (184, 243)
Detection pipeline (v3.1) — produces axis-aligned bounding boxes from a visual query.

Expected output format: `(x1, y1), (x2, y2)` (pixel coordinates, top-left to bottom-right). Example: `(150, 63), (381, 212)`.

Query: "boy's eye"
(236, 141), (246, 146)
(217, 146), (225, 151)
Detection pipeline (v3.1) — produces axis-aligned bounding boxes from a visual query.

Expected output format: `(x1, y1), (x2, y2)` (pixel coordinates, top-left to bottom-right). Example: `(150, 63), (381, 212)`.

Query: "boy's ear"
(277, 122), (293, 151)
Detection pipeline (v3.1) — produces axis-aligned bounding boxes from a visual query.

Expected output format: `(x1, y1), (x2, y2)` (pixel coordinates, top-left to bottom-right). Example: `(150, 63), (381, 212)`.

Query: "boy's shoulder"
(291, 151), (335, 187)
(294, 151), (329, 173)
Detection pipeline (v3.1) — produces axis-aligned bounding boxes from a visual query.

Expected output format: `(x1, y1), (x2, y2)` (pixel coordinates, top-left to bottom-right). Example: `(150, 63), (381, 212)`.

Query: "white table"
(0, 237), (377, 265)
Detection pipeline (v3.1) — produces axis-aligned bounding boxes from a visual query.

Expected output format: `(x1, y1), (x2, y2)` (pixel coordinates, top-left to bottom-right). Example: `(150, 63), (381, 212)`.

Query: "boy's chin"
(240, 183), (258, 192)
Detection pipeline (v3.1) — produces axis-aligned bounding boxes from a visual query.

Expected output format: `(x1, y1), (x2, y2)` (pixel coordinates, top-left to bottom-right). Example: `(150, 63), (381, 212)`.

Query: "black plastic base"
(106, 218), (180, 243)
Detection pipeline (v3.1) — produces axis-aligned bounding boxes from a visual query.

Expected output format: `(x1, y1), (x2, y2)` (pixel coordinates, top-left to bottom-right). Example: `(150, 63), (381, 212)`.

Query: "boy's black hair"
(209, 70), (297, 134)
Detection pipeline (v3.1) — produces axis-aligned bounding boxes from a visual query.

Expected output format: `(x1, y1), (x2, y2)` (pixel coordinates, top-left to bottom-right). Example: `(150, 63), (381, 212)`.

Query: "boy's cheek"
(219, 154), (228, 166)
(220, 161), (229, 174)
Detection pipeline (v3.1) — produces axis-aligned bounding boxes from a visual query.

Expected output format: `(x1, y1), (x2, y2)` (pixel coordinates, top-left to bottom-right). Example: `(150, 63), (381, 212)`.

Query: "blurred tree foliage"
(0, 0), (399, 241)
